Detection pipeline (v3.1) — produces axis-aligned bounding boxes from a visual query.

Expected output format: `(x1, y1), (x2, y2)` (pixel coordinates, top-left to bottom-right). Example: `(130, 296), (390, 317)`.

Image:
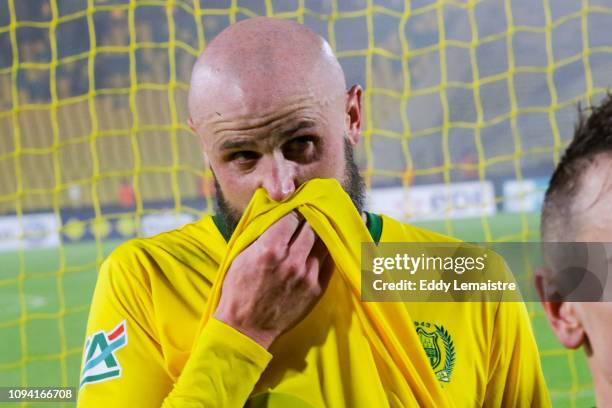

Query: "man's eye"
(284, 136), (315, 156)
(229, 151), (259, 162)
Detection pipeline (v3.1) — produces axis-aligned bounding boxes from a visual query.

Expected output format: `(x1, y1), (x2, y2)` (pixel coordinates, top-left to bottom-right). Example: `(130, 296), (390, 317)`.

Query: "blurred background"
(2, 0), (612, 406)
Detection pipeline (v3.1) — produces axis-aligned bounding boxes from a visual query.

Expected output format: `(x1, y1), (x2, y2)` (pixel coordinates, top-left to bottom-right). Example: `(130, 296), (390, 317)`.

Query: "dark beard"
(214, 138), (366, 237)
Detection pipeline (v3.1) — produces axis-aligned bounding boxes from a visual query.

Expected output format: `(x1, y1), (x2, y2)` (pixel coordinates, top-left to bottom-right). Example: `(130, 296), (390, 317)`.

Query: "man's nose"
(261, 152), (297, 202)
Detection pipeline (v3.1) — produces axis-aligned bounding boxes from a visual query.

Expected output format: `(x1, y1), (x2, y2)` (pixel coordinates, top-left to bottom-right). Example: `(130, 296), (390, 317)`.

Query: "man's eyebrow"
(218, 121), (317, 151)
(219, 139), (257, 151)
(282, 120), (317, 135)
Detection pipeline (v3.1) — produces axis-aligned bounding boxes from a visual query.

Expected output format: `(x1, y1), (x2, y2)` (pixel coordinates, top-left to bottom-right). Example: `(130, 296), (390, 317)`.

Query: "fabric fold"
(197, 178), (453, 407)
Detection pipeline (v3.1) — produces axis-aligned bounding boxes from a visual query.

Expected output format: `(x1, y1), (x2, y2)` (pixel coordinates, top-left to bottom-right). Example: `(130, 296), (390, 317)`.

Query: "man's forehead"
(188, 18), (347, 131)
(190, 65), (342, 144)
(193, 87), (332, 152)
(200, 83), (329, 121)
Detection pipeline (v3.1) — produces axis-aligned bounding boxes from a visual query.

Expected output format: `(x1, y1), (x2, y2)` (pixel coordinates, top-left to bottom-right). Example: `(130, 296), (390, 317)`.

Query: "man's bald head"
(186, 17), (364, 230)
(188, 17), (347, 132)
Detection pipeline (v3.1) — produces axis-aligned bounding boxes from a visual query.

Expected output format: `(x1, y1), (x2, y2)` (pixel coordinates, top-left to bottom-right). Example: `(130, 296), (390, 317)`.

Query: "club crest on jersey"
(80, 320), (128, 387)
(414, 321), (455, 383)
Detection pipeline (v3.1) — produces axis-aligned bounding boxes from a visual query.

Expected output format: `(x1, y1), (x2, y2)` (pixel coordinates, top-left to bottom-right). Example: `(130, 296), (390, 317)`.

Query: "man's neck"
(590, 358), (612, 407)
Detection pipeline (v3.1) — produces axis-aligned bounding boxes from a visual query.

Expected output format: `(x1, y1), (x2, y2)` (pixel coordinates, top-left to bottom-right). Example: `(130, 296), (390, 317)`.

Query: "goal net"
(1, 0), (609, 406)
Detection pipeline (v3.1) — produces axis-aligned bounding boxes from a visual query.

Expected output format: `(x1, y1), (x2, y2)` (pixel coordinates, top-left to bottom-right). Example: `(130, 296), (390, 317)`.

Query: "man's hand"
(213, 212), (332, 349)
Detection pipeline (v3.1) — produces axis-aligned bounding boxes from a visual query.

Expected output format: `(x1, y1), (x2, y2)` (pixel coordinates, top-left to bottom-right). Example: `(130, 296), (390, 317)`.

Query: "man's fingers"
(305, 238), (333, 291)
(258, 211), (301, 249)
(286, 220), (317, 264)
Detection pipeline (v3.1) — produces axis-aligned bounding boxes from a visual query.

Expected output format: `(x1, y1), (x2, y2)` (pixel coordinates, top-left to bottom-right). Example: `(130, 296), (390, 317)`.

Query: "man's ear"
(345, 84), (362, 146)
(188, 117), (196, 132)
(536, 267), (586, 349)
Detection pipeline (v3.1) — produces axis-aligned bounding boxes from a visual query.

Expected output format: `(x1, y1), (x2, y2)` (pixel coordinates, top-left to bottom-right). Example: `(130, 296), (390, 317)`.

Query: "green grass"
(0, 212), (595, 407)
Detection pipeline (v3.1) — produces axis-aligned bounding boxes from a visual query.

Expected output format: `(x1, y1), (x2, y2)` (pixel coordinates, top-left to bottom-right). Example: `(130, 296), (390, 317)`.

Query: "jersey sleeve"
(77, 244), (273, 408)
(162, 318), (272, 407)
(77, 252), (172, 407)
(483, 301), (552, 407)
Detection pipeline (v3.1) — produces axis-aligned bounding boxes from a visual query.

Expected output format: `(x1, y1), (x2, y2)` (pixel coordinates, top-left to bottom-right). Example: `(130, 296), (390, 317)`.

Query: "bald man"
(78, 18), (550, 407)
(537, 95), (612, 406)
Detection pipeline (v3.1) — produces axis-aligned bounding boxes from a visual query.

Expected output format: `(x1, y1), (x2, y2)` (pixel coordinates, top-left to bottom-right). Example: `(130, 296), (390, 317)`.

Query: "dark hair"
(541, 93), (612, 240)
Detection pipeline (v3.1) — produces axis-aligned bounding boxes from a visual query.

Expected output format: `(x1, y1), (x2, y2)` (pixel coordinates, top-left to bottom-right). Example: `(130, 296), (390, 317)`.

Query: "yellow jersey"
(77, 180), (550, 407)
